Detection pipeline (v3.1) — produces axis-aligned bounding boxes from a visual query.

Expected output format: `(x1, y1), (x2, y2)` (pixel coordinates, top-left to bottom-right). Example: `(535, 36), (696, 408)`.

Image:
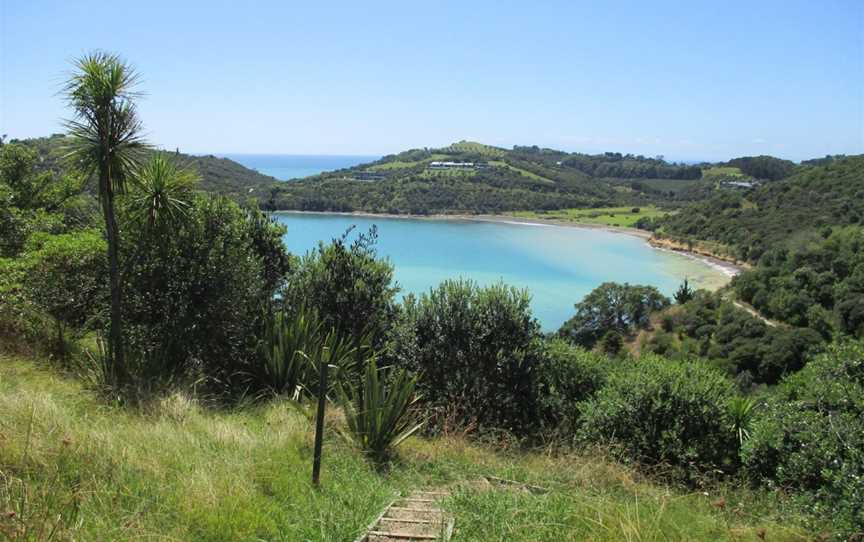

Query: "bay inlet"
(274, 212), (732, 331)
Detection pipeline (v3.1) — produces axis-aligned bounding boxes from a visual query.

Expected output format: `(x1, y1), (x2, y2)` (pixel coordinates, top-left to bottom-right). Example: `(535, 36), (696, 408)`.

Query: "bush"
(532, 339), (609, 433)
(578, 355), (737, 472)
(337, 358), (423, 463)
(121, 196), (290, 387)
(742, 342), (864, 539)
(392, 279), (544, 435)
(283, 226), (397, 348)
(22, 231), (107, 356)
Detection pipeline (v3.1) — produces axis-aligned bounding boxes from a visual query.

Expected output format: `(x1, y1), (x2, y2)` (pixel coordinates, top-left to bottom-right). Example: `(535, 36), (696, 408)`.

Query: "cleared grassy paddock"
(0, 354), (812, 541)
(487, 160), (555, 184)
(703, 166), (746, 178)
(513, 205), (670, 227)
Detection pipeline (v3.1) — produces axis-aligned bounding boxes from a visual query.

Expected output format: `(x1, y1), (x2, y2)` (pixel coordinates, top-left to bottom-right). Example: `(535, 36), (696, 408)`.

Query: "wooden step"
(367, 533), (437, 541)
(380, 518), (439, 525)
(355, 489), (453, 542)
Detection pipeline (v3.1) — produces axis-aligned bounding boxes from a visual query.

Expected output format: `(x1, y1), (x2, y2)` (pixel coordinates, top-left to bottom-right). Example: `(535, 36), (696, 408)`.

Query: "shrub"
(533, 340), (609, 433)
(22, 230), (107, 357)
(283, 226), (397, 348)
(393, 279), (544, 435)
(337, 358), (423, 463)
(121, 196), (290, 387)
(742, 342), (864, 538)
(578, 355), (737, 472)
(255, 309), (363, 398)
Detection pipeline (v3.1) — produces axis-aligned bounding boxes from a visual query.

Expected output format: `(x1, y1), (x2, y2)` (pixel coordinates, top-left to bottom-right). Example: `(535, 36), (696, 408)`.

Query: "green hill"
(16, 134), (278, 200)
(264, 141), (711, 214)
(652, 155), (864, 262)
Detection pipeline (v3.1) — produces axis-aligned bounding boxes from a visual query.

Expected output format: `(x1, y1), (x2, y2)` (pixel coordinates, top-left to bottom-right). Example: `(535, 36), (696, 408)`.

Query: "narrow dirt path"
(732, 300), (780, 327)
(356, 490), (453, 542)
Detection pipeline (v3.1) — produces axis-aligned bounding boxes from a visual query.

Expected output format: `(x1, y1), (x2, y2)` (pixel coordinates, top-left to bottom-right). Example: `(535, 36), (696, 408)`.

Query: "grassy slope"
(513, 205), (669, 227)
(0, 353), (812, 541)
(702, 166), (746, 178)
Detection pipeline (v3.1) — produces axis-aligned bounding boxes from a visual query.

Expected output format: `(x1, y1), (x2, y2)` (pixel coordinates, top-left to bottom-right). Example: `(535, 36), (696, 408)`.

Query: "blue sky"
(1, 0), (861, 161)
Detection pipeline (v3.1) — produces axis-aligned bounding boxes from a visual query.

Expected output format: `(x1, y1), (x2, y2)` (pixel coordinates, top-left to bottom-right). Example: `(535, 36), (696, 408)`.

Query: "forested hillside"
(264, 141), (712, 213)
(649, 155), (864, 262)
(16, 134), (279, 200)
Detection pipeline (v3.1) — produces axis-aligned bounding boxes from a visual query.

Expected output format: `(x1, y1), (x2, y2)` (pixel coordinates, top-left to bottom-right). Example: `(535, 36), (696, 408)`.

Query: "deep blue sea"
(274, 212), (731, 331)
(220, 154), (379, 180)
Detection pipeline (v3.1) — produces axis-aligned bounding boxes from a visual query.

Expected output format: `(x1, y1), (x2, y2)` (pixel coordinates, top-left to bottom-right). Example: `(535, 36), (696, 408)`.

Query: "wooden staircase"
(355, 490), (453, 542)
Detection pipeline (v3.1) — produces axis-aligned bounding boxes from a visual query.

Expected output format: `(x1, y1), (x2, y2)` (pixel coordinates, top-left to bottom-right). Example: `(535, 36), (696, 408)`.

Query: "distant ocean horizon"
(218, 153), (380, 181)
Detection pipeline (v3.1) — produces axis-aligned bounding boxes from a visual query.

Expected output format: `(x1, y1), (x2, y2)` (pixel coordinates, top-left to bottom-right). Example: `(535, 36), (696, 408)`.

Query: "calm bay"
(274, 212), (732, 331)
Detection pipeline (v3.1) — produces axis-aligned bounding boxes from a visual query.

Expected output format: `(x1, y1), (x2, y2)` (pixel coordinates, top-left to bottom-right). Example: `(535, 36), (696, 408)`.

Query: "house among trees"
(724, 180), (757, 189)
(352, 171), (387, 181)
(428, 161), (485, 170)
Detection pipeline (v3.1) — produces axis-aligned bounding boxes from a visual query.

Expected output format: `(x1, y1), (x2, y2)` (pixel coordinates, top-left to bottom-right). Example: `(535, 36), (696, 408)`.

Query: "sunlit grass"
(703, 166), (746, 178)
(487, 160), (555, 184)
(0, 353), (813, 540)
(513, 205), (670, 227)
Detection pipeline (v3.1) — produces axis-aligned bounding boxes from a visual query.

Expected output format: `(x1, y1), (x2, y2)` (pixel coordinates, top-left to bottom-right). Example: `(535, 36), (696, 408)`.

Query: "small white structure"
(429, 161), (476, 169)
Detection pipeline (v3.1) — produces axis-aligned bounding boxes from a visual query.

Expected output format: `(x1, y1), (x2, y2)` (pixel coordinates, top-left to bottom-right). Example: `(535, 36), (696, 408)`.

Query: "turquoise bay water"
(275, 213), (731, 331)
(222, 154), (379, 180)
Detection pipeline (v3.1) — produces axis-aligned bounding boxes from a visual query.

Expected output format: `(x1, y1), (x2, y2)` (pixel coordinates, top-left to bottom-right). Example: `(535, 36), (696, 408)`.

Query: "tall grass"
(0, 354), (817, 541)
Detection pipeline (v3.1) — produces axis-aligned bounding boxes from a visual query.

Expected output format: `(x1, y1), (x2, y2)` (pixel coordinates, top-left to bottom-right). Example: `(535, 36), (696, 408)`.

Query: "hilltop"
(16, 134), (279, 200)
(265, 140), (710, 214)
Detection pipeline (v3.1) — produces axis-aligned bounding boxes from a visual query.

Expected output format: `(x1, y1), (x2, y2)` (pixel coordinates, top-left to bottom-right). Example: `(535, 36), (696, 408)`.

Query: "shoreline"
(271, 209), (745, 278)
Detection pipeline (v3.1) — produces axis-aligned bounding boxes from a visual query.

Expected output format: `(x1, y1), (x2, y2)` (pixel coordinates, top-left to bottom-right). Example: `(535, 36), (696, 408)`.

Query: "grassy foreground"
(513, 205), (668, 228)
(0, 353), (811, 541)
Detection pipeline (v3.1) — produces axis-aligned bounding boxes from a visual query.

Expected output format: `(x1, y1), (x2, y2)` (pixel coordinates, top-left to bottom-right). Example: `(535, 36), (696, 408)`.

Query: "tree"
(674, 278), (695, 304)
(558, 282), (669, 348)
(63, 52), (147, 379)
(127, 153), (197, 231)
(121, 195), (290, 385)
(24, 231), (107, 358)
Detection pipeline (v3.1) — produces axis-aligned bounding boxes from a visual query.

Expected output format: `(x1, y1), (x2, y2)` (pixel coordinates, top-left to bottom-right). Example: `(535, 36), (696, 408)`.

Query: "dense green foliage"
(281, 226), (397, 347)
(733, 227), (864, 339)
(22, 231), (107, 354)
(391, 279), (544, 435)
(558, 151), (703, 179)
(121, 195), (290, 387)
(727, 155), (795, 181)
(532, 339), (610, 431)
(0, 142), (93, 257)
(266, 174), (604, 214)
(644, 291), (823, 385)
(578, 356), (738, 473)
(653, 156), (864, 262)
(558, 282), (669, 348)
(337, 358), (423, 462)
(743, 342), (864, 538)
